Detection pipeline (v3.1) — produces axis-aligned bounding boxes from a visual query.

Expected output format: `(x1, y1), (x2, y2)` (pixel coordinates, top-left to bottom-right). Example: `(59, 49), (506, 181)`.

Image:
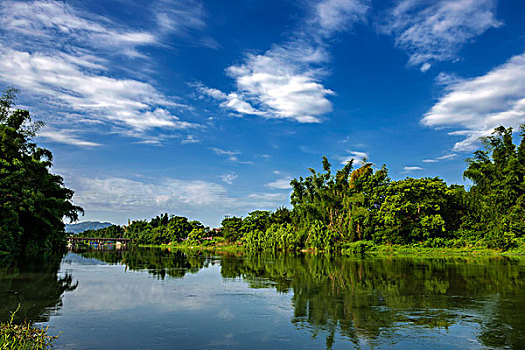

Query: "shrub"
(0, 306), (57, 349)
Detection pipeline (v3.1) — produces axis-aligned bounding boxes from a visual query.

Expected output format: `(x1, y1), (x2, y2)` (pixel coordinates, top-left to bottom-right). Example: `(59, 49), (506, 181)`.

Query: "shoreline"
(136, 242), (525, 257)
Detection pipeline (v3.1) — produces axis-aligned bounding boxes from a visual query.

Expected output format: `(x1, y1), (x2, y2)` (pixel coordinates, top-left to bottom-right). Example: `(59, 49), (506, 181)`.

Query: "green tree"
(221, 216), (243, 242)
(376, 177), (463, 244)
(0, 89), (82, 255)
(463, 125), (525, 248)
(165, 216), (193, 242)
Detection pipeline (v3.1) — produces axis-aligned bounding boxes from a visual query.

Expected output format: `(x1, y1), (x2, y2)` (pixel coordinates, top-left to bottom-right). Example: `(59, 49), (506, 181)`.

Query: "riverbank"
(342, 242), (525, 257)
(137, 241), (525, 257)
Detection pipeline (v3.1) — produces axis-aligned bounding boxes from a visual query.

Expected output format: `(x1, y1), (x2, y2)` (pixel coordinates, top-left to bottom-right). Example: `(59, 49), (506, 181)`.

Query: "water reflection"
(70, 247), (525, 349)
(0, 253), (77, 323)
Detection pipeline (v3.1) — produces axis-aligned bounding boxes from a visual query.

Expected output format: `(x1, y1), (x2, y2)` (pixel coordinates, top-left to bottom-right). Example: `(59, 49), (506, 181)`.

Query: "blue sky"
(1, 0), (524, 227)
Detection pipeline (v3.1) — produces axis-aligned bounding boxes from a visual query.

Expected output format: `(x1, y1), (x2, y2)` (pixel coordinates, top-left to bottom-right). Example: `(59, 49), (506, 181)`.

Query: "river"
(1, 247), (524, 349)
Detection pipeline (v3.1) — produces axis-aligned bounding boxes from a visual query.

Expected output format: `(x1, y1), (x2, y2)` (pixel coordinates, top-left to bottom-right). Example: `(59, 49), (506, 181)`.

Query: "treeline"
(72, 213), (221, 246)
(75, 124), (524, 252)
(236, 125), (524, 252)
(0, 89), (82, 256)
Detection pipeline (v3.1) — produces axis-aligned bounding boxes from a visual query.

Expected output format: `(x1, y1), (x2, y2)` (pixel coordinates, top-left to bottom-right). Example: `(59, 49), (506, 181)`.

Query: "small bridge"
(67, 237), (132, 245)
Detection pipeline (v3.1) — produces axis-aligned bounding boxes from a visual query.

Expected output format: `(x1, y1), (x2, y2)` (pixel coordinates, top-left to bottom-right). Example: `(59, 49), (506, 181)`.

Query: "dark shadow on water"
(0, 252), (77, 323)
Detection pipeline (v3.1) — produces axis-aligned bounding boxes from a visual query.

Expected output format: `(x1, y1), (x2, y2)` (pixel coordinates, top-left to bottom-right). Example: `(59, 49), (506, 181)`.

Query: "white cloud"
(421, 153), (457, 163)
(266, 171), (293, 190)
(314, 0), (370, 36)
(0, 0), (156, 56)
(155, 0), (206, 34)
(422, 51), (525, 151)
(209, 147), (253, 164)
(223, 48), (333, 123)
(210, 147), (239, 157)
(247, 193), (288, 203)
(72, 177), (228, 210)
(154, 0), (217, 48)
(435, 72), (464, 87)
(220, 174), (238, 185)
(403, 166), (423, 172)
(199, 0), (369, 123)
(181, 135), (200, 144)
(437, 153), (457, 160)
(380, 0), (501, 70)
(0, 46), (199, 133)
(337, 150), (369, 165)
(0, 0), (204, 145)
(38, 128), (101, 147)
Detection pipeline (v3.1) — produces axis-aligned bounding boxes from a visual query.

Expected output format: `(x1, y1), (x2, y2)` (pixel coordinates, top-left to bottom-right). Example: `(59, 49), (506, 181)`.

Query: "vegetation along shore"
(71, 124), (525, 255)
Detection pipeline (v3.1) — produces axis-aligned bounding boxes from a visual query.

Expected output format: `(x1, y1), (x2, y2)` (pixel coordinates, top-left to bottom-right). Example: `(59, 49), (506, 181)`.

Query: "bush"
(342, 241), (374, 255)
(0, 306), (57, 349)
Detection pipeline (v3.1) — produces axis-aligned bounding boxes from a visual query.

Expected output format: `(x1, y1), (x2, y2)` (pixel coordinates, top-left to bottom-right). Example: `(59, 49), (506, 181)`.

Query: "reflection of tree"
(75, 247), (213, 280)
(74, 248), (525, 349)
(219, 253), (525, 349)
(0, 253), (77, 323)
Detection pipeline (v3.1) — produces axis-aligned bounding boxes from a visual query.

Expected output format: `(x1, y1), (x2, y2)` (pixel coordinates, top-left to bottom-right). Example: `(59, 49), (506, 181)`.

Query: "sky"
(0, 0), (524, 227)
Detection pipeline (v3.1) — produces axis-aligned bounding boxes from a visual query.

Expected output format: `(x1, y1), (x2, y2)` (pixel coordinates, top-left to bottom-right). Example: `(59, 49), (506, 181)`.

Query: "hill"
(65, 221), (113, 234)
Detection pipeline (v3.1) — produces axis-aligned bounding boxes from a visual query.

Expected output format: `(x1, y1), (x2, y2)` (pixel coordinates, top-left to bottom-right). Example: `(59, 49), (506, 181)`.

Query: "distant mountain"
(65, 221), (113, 234)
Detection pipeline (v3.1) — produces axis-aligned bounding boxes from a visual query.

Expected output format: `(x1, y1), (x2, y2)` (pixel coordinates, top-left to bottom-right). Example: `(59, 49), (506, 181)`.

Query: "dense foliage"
(73, 213), (218, 246)
(462, 126), (525, 248)
(238, 125), (525, 252)
(0, 89), (82, 255)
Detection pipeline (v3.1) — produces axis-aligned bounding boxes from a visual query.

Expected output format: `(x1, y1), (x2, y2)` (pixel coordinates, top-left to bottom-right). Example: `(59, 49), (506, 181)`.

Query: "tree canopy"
(0, 89), (82, 255)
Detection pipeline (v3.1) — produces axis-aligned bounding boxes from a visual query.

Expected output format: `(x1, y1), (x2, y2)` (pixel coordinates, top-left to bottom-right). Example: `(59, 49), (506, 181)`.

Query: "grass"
(0, 306), (57, 350)
(136, 237), (525, 257)
(341, 241), (525, 257)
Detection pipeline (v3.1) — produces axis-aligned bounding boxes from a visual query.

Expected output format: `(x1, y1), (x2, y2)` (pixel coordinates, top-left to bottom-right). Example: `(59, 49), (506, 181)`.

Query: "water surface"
(1, 248), (524, 349)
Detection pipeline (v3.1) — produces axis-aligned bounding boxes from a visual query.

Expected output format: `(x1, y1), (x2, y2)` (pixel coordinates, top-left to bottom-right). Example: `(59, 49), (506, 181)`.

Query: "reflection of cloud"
(63, 260), (222, 312)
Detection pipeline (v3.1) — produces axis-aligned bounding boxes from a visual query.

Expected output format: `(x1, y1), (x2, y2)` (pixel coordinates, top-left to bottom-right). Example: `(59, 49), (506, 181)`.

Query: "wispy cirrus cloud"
(379, 0), (501, 72)
(422, 153), (457, 163)
(209, 147), (253, 164)
(181, 135), (200, 144)
(265, 171), (292, 190)
(0, 46), (199, 132)
(38, 128), (101, 147)
(403, 166), (423, 172)
(199, 0), (369, 123)
(337, 150), (369, 165)
(422, 51), (525, 151)
(0, 0), (207, 144)
(0, 0), (156, 58)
